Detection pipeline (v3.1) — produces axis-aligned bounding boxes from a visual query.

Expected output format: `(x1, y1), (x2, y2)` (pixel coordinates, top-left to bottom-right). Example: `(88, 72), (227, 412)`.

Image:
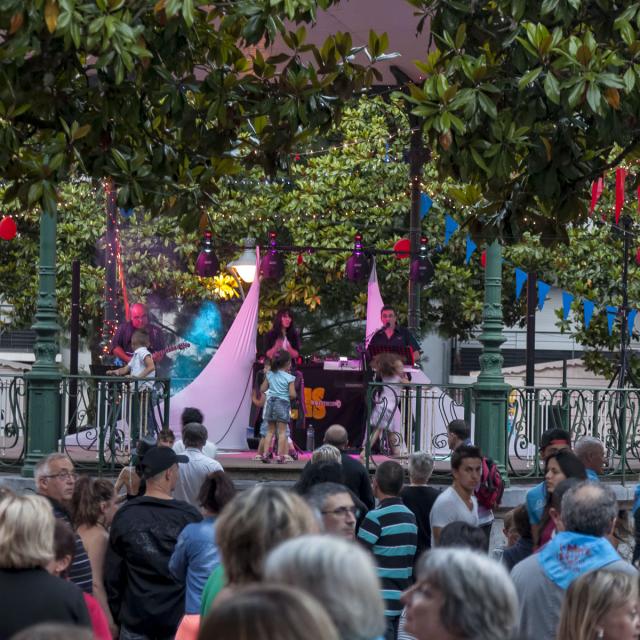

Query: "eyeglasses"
(321, 506), (359, 518)
(43, 471), (77, 481)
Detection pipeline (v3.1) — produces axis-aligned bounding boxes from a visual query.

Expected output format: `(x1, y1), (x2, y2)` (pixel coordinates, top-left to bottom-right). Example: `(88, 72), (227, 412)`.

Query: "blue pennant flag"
(420, 193), (433, 218)
(584, 299), (595, 329)
(515, 268), (527, 300)
(629, 309), (638, 335)
(606, 306), (618, 336)
(465, 235), (477, 264)
(537, 280), (551, 311)
(444, 214), (459, 245)
(562, 291), (574, 321)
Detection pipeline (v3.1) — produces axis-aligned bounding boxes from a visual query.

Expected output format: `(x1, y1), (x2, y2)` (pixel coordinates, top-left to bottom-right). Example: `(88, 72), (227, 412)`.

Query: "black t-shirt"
(264, 327), (301, 354)
(368, 326), (421, 354)
(0, 568), (91, 637)
(400, 485), (440, 557)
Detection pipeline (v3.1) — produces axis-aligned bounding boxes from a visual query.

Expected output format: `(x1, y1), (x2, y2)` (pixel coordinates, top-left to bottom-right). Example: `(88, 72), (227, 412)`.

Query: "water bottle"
(306, 423), (315, 452)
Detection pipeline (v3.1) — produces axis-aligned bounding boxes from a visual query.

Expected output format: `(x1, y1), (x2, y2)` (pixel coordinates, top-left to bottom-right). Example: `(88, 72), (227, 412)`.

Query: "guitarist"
(110, 303), (166, 369)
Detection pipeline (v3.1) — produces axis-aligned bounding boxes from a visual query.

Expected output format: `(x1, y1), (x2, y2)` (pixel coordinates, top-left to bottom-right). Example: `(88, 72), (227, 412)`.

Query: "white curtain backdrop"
(365, 258), (385, 346)
(168, 251), (261, 449)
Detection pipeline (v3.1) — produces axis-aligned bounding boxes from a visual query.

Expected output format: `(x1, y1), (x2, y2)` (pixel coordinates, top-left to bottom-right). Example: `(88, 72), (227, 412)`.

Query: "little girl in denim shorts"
(260, 350), (296, 463)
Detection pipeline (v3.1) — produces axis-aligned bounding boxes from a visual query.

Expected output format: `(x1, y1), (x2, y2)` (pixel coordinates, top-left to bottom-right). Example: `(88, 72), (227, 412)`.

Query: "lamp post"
(22, 208), (62, 477)
(473, 240), (510, 479)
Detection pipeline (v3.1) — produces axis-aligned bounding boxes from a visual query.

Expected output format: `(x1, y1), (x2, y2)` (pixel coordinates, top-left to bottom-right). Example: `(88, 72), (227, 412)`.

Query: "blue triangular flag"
(562, 291), (574, 321)
(420, 193), (433, 218)
(629, 309), (637, 335)
(537, 280), (551, 311)
(444, 214), (459, 245)
(606, 306), (618, 336)
(515, 268), (527, 300)
(584, 299), (595, 329)
(465, 235), (477, 264)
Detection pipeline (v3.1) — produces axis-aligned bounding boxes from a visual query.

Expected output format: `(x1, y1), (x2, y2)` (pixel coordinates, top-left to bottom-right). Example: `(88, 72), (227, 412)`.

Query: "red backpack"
(475, 457), (505, 510)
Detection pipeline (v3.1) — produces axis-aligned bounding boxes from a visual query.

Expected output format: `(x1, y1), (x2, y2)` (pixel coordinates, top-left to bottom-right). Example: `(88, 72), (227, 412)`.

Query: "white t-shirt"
(174, 439), (218, 459)
(129, 347), (155, 389)
(429, 486), (479, 547)
(173, 447), (223, 506)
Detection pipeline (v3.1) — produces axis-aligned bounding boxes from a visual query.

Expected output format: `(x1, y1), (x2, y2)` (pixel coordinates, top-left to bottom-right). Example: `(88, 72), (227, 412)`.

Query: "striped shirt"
(358, 497), (417, 618)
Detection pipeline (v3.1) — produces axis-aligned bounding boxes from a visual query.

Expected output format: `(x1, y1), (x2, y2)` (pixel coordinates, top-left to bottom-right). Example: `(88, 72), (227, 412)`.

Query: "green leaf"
(543, 71), (560, 104)
(28, 181), (43, 204)
(477, 92), (497, 119)
(624, 67), (636, 92)
(518, 67), (543, 90)
(586, 83), (601, 113)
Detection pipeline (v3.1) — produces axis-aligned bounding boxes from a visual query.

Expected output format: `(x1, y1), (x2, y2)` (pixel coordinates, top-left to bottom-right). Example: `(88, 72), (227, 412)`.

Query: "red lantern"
(480, 250), (487, 268)
(393, 238), (411, 260)
(0, 216), (17, 241)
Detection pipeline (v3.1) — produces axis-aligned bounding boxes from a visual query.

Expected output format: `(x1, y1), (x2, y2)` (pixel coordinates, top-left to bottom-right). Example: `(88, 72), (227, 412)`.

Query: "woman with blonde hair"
(311, 444), (342, 464)
(198, 584), (338, 640)
(0, 493), (91, 637)
(557, 569), (640, 640)
(200, 485), (318, 613)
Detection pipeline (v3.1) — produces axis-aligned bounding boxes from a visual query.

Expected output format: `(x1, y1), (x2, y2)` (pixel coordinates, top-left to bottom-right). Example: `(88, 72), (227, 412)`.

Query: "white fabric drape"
(169, 251), (261, 449)
(365, 258), (385, 346)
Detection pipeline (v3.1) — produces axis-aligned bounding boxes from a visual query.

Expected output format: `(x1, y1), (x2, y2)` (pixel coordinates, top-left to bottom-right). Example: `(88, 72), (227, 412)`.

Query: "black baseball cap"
(141, 446), (188, 478)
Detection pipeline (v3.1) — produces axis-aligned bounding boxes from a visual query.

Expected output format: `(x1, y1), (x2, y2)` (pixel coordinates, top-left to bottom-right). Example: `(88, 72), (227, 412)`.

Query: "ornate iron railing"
(0, 373), (170, 473)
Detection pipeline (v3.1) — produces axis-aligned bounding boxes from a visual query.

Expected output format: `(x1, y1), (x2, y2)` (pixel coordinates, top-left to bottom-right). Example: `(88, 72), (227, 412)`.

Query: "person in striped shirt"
(358, 460), (417, 640)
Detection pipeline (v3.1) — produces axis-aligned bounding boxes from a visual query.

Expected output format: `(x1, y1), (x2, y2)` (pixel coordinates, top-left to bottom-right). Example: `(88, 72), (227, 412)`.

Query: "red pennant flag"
(615, 167), (626, 223)
(480, 250), (487, 269)
(590, 177), (604, 215)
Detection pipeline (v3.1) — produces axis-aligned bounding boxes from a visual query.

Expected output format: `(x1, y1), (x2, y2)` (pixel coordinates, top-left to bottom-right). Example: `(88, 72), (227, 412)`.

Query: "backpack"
(475, 457), (505, 510)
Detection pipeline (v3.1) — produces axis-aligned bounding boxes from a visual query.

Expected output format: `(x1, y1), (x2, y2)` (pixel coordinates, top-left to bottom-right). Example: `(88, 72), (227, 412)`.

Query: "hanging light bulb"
(229, 237), (257, 283)
(409, 236), (434, 284)
(195, 231), (220, 278)
(345, 233), (371, 282)
(260, 231), (284, 280)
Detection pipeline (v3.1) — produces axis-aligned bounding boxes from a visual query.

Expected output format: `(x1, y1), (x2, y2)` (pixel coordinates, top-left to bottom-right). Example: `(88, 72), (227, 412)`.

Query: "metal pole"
(618, 215), (631, 391)
(67, 260), (80, 434)
(525, 271), (537, 388)
(473, 240), (510, 480)
(23, 208), (62, 476)
(407, 124), (424, 334)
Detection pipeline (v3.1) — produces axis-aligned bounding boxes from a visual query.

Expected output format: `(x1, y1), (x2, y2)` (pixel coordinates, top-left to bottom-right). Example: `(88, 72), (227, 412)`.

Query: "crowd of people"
(1, 410), (640, 640)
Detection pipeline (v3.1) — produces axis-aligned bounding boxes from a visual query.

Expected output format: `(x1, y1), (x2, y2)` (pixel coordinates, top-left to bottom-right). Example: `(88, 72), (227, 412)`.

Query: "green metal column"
(473, 240), (510, 479)
(22, 209), (62, 477)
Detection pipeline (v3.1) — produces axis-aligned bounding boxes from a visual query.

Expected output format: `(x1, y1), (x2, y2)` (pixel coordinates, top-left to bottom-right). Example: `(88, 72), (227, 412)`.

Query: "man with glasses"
(35, 453), (93, 594)
(305, 482), (358, 540)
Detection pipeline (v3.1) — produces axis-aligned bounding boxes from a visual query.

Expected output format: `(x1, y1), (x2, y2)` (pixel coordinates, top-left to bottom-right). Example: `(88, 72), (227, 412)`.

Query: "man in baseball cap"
(105, 445), (200, 638)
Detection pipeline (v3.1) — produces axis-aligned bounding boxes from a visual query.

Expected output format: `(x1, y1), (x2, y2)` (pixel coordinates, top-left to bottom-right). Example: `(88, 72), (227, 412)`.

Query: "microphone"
(384, 322), (390, 328)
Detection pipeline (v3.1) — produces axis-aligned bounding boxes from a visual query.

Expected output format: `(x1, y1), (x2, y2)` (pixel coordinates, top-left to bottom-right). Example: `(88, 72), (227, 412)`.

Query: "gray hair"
(265, 535), (385, 640)
(574, 436), (604, 458)
(561, 482), (617, 537)
(416, 548), (518, 640)
(34, 453), (70, 483)
(182, 422), (208, 449)
(304, 482), (353, 519)
(311, 444), (342, 465)
(408, 451), (434, 484)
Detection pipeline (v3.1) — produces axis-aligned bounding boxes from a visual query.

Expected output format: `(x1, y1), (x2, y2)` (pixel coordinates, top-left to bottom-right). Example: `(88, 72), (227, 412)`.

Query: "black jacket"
(105, 495), (201, 637)
(0, 568), (91, 638)
(341, 452), (375, 510)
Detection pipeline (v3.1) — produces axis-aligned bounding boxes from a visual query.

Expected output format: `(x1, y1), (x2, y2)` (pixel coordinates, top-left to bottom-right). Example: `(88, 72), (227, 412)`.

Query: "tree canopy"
(404, 0), (640, 243)
(0, 0), (390, 217)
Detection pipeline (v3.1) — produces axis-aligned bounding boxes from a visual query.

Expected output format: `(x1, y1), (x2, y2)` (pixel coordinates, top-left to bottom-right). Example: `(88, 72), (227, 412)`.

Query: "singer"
(264, 308), (301, 360)
(110, 302), (165, 363)
(368, 306), (422, 358)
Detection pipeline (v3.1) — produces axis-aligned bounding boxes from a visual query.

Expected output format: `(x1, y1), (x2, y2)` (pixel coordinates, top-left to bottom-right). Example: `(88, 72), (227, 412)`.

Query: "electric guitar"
(114, 342), (191, 366)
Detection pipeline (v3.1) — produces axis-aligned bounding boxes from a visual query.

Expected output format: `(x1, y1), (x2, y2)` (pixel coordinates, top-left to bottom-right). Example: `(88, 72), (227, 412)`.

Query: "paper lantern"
(393, 238), (411, 260)
(0, 216), (17, 241)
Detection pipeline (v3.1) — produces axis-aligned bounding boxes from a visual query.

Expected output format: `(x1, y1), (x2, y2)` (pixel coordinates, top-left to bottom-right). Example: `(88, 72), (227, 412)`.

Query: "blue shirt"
(266, 370), (296, 401)
(586, 468), (600, 482)
(526, 481), (546, 525)
(169, 516), (220, 614)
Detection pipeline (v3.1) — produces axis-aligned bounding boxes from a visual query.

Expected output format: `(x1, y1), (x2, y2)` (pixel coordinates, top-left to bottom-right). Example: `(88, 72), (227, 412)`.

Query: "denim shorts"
(263, 397), (290, 423)
(260, 419), (290, 437)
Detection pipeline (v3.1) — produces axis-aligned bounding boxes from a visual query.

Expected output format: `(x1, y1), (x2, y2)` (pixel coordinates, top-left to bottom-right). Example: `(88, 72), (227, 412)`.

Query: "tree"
(403, 0), (640, 242)
(0, 181), (241, 364)
(0, 0), (390, 215)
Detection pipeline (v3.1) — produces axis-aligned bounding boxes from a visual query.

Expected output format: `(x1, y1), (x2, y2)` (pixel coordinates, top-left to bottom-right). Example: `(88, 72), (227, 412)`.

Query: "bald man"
(110, 303), (165, 364)
(324, 424), (374, 510)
